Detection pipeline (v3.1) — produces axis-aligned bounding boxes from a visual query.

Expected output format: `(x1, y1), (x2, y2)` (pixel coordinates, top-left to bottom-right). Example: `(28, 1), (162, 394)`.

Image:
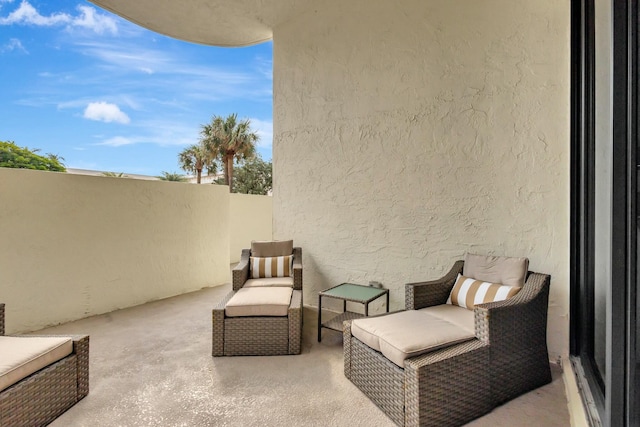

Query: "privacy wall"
(229, 193), (273, 263)
(0, 168), (231, 333)
(273, 0), (570, 358)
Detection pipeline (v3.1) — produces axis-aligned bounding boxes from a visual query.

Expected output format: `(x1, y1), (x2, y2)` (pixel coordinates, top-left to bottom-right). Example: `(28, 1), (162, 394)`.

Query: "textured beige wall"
(273, 0), (570, 358)
(229, 193), (273, 262)
(0, 168), (230, 333)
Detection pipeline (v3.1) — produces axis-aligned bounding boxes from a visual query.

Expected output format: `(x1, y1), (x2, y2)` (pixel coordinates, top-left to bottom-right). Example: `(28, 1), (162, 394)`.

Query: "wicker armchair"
(212, 245), (303, 356)
(0, 303), (90, 427)
(344, 260), (552, 427)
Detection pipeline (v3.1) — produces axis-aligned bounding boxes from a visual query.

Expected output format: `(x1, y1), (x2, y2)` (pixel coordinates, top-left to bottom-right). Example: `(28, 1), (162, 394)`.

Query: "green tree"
(231, 155), (272, 195)
(0, 141), (66, 172)
(157, 171), (187, 182)
(201, 113), (258, 191)
(178, 143), (216, 184)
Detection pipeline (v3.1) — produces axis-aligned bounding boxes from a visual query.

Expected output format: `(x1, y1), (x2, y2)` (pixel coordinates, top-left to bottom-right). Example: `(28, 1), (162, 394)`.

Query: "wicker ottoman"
(212, 288), (302, 356)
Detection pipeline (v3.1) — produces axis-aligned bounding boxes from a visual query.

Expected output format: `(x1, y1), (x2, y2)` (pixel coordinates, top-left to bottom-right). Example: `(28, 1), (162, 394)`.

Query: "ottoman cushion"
(0, 336), (73, 392)
(351, 309), (475, 368)
(243, 277), (294, 288)
(225, 287), (293, 317)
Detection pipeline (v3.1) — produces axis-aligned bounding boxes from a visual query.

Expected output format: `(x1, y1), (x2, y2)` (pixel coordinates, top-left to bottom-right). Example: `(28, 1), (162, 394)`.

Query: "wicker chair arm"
(0, 303), (4, 336)
(232, 249), (251, 291)
(292, 247), (303, 290)
(474, 272), (551, 344)
(213, 291), (236, 312)
(405, 260), (464, 310)
(211, 291), (236, 356)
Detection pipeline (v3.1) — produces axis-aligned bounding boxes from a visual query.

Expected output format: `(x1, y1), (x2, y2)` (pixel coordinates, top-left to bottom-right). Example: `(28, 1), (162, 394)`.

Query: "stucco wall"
(229, 193), (273, 262)
(0, 168), (230, 333)
(273, 0), (570, 358)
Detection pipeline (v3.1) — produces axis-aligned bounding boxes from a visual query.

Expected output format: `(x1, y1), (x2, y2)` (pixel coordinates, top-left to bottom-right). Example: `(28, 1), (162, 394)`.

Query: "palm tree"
(102, 171), (127, 178)
(201, 113), (258, 191)
(178, 143), (215, 184)
(46, 153), (65, 166)
(157, 171), (187, 182)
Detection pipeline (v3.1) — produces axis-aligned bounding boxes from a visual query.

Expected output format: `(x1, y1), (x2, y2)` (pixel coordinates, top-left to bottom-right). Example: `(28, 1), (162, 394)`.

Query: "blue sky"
(0, 0), (273, 176)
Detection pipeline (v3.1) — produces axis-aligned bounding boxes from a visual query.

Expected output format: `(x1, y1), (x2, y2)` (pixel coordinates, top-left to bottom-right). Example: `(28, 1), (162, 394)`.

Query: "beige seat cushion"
(419, 304), (475, 334)
(351, 310), (475, 368)
(243, 277), (294, 288)
(225, 287), (293, 317)
(0, 336), (73, 392)
(463, 253), (529, 287)
(251, 240), (293, 257)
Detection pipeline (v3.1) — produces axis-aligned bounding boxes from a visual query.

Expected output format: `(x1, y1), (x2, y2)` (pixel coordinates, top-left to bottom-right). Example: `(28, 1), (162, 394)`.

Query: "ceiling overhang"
(89, 0), (312, 47)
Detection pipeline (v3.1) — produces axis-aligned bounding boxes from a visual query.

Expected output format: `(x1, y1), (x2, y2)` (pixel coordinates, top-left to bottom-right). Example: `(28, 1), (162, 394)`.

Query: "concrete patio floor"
(34, 283), (571, 427)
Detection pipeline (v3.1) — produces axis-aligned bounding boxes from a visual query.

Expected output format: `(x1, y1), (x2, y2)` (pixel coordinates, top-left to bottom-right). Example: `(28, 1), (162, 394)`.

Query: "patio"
(33, 283), (570, 427)
(1, 0), (581, 424)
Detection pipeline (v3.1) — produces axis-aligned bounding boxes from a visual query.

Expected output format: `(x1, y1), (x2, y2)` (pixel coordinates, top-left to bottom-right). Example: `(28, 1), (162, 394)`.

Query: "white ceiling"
(89, 0), (314, 46)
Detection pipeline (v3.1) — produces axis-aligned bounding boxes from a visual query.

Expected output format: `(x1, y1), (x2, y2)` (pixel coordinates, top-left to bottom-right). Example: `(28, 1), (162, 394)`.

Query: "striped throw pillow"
(250, 255), (293, 278)
(447, 274), (521, 310)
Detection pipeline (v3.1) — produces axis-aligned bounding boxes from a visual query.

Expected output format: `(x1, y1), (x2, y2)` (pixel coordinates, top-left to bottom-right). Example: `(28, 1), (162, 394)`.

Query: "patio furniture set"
(0, 304), (89, 426)
(213, 242), (552, 427)
(0, 239), (551, 427)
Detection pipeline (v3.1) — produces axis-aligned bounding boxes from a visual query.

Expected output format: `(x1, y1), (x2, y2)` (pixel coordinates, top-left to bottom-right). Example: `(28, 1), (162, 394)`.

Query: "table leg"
(318, 294), (322, 342)
(343, 300), (347, 312)
(386, 292), (390, 312)
(365, 303), (368, 317)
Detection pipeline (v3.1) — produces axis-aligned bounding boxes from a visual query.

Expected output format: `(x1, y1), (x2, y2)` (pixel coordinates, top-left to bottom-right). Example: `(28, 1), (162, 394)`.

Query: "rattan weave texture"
(233, 247), (303, 292)
(345, 261), (552, 426)
(0, 304), (90, 427)
(213, 247), (303, 357)
(404, 340), (491, 427)
(350, 336), (405, 426)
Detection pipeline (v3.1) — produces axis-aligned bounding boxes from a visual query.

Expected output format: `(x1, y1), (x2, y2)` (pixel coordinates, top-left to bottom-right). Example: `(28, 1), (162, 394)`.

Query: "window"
(571, 0), (638, 425)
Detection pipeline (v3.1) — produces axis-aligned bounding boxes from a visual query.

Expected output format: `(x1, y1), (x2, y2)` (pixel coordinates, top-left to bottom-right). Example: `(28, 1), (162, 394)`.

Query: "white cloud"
(0, 37), (27, 53)
(0, 1), (69, 26)
(250, 118), (273, 148)
(74, 41), (256, 89)
(71, 5), (117, 35)
(0, 1), (117, 35)
(94, 119), (200, 148)
(84, 102), (130, 124)
(99, 136), (134, 147)
(74, 41), (171, 75)
(254, 55), (273, 80)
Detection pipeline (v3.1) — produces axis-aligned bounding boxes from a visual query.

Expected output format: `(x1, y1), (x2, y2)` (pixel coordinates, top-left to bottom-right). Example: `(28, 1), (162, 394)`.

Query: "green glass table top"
(320, 283), (387, 302)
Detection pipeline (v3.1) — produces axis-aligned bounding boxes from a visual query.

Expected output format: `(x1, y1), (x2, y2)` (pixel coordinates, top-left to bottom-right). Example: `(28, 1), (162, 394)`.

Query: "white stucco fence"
(0, 168), (272, 333)
(229, 193), (273, 263)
